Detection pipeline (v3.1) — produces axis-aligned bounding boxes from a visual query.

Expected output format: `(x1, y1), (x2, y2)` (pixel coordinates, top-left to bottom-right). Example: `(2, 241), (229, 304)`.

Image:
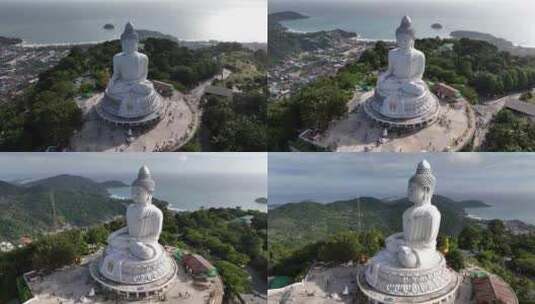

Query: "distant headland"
(0, 36), (22, 46)
(451, 30), (535, 57)
(269, 11), (309, 23)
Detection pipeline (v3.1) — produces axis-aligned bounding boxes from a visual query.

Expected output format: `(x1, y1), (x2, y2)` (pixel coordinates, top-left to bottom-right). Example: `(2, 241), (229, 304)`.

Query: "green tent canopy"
(269, 276), (291, 289)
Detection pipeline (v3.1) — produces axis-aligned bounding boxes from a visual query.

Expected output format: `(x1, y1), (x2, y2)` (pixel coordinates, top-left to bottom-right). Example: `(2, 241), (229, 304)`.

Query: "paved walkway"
(269, 264), (357, 304)
(26, 251), (223, 304)
(70, 69), (231, 152)
(319, 92), (475, 152)
(70, 90), (193, 152)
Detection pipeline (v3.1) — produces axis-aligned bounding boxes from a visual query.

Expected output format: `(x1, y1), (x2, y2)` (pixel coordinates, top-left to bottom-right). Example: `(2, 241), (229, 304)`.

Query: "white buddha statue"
(364, 160), (456, 297)
(101, 22), (161, 120)
(99, 165), (173, 284)
(384, 160), (441, 269)
(374, 16), (436, 119)
(105, 165), (162, 260)
(107, 22), (154, 97)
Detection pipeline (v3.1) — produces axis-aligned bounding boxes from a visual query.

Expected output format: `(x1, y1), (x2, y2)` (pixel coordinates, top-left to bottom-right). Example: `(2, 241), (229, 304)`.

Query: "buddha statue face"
(407, 180), (431, 206)
(396, 33), (414, 51)
(131, 185), (152, 205)
(122, 38), (138, 55)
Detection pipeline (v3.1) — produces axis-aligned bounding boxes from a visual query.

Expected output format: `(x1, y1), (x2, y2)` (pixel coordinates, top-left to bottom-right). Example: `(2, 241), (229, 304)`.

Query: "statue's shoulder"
(113, 52), (125, 62)
(389, 48), (400, 56)
(126, 203), (136, 215)
(137, 52), (149, 61)
(426, 204), (440, 216)
(413, 49), (425, 59)
(149, 204), (163, 217)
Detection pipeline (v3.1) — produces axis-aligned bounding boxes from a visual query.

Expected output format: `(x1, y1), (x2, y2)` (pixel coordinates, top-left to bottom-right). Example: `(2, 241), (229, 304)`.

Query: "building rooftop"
(505, 99), (535, 117)
(205, 85), (234, 98)
(183, 254), (216, 275)
(472, 275), (519, 304)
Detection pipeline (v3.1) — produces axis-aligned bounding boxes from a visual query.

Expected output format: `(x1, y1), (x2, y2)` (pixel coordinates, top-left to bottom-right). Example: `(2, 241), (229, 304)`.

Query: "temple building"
(363, 16), (440, 129)
(89, 165), (177, 300)
(357, 160), (461, 303)
(96, 22), (163, 127)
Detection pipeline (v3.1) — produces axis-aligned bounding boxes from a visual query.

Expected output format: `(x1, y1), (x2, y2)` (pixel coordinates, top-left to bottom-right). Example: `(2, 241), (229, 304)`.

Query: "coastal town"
(0, 40), (72, 101)
(268, 38), (372, 100)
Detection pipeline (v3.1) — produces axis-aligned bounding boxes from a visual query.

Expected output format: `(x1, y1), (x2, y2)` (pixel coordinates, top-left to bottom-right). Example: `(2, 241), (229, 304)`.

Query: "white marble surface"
(374, 16), (438, 119)
(97, 166), (173, 285)
(99, 22), (162, 121)
(364, 160), (455, 297)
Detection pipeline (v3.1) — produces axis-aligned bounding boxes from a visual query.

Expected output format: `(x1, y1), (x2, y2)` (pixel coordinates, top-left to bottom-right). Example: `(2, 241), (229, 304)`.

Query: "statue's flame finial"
(401, 15), (412, 27)
(416, 159), (431, 174)
(396, 15), (416, 39)
(132, 165), (155, 192)
(121, 21), (139, 41)
(409, 159), (436, 190)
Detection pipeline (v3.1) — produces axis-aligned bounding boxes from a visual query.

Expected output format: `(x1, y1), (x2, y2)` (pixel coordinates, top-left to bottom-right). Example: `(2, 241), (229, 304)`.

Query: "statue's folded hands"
(129, 241), (156, 260)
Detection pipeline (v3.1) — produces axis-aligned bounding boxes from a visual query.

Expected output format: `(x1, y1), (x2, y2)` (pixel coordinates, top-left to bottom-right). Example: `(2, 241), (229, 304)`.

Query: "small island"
(431, 23), (443, 30)
(103, 23), (115, 30)
(255, 197), (267, 204)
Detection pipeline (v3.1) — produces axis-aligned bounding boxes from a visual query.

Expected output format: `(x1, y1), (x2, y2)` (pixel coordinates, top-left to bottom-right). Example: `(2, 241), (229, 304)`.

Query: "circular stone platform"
(357, 266), (460, 304)
(70, 90), (196, 152)
(24, 250), (223, 304)
(95, 92), (164, 127)
(364, 92), (440, 129)
(365, 252), (454, 296)
(318, 91), (475, 152)
(89, 253), (177, 298)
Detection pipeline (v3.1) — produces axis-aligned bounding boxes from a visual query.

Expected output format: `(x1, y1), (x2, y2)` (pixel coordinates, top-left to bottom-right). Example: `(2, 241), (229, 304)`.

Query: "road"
(472, 93), (520, 150)
(241, 266), (268, 304)
(173, 68), (231, 151)
(188, 68), (232, 105)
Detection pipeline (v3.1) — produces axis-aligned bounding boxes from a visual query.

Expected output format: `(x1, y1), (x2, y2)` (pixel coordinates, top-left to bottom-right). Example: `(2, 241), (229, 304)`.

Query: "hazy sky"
(268, 153), (535, 204)
(0, 153), (267, 182)
(268, 0), (535, 19)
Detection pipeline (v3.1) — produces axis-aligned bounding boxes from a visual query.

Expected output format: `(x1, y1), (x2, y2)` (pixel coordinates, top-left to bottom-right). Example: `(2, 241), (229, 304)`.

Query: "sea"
(0, 0), (267, 44)
(102, 173), (267, 212)
(269, 192), (535, 225)
(269, 0), (535, 47)
(446, 192), (535, 226)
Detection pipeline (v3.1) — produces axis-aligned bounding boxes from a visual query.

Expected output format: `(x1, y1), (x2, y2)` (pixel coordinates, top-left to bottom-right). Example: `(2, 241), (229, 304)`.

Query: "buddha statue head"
(395, 16), (416, 51)
(120, 22), (139, 55)
(407, 160), (435, 206)
(131, 165), (155, 205)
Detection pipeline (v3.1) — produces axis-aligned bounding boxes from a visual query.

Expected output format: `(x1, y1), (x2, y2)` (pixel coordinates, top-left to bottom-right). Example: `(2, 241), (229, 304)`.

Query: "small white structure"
(0, 241), (15, 252)
(357, 160), (460, 303)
